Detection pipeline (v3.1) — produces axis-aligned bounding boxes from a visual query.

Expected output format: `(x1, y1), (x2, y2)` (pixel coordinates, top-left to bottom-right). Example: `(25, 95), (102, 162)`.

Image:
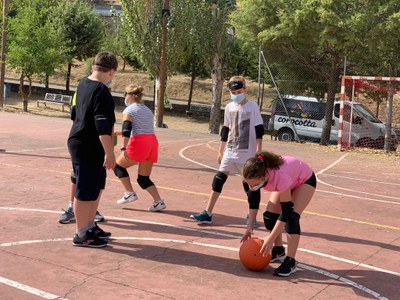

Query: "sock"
(68, 202), (73, 209)
(88, 221), (96, 230)
(76, 227), (87, 239)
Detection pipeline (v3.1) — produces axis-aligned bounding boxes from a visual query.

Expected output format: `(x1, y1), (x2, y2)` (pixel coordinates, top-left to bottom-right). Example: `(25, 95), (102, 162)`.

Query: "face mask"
(249, 181), (266, 191)
(124, 99), (130, 107)
(104, 80), (112, 86)
(231, 93), (245, 103)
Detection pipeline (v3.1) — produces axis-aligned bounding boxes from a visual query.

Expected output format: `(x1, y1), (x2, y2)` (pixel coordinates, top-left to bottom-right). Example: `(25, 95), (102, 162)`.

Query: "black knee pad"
(212, 172), (228, 193)
(114, 164), (129, 178)
(137, 175), (154, 189)
(285, 212), (301, 234)
(263, 211), (280, 231)
(70, 170), (76, 184)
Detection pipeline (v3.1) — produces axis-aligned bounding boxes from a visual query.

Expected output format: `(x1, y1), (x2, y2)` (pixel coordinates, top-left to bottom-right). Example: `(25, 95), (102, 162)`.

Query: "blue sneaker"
(190, 210), (212, 224)
(58, 206), (75, 224)
(246, 214), (258, 228)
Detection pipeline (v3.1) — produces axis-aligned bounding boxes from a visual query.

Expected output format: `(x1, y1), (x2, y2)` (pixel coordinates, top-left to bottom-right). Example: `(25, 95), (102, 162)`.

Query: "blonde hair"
(227, 76), (246, 90)
(125, 84), (144, 102)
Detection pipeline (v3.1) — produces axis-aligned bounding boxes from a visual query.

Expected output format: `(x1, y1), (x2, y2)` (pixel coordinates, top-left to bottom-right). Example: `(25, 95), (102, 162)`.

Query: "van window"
(276, 98), (325, 120)
(334, 103), (381, 124)
(354, 104), (381, 123)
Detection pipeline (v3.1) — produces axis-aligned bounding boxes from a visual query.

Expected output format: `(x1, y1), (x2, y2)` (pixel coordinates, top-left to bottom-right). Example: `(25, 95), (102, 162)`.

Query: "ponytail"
(243, 151), (284, 179)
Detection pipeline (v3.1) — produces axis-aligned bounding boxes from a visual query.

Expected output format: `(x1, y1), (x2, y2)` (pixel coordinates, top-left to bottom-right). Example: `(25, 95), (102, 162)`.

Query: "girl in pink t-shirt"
(241, 151), (316, 277)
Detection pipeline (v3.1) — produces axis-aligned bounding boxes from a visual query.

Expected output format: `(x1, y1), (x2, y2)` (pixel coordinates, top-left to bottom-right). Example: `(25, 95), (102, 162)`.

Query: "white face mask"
(249, 181), (266, 191)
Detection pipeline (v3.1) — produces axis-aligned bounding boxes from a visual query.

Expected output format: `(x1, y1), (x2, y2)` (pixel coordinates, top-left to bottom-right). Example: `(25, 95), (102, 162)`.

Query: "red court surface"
(0, 111), (399, 300)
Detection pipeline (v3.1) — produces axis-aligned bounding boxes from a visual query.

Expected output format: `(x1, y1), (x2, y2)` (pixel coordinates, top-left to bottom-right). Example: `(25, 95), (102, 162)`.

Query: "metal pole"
(155, 0), (169, 128)
(0, 0), (9, 108)
(257, 46), (261, 105)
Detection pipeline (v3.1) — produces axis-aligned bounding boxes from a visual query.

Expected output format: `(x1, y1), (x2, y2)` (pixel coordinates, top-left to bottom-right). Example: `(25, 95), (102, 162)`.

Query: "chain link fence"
(256, 51), (399, 152)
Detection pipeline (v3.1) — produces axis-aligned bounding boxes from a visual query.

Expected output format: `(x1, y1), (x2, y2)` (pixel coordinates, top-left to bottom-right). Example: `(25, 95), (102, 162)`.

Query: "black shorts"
(304, 172), (317, 188)
(73, 163), (106, 201)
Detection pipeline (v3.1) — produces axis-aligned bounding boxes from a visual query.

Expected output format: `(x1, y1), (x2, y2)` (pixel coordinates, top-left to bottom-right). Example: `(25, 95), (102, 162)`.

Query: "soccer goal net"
(338, 76), (400, 151)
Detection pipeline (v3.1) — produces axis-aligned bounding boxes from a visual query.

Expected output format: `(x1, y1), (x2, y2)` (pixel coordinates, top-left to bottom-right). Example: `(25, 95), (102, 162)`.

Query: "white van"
(268, 96), (398, 150)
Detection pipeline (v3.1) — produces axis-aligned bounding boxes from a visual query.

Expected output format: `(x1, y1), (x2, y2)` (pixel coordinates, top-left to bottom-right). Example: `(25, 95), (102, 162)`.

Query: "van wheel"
(278, 129), (294, 142)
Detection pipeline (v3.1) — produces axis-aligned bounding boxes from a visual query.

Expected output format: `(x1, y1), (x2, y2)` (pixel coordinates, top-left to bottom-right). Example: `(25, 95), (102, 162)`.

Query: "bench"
(185, 104), (211, 117)
(37, 93), (72, 112)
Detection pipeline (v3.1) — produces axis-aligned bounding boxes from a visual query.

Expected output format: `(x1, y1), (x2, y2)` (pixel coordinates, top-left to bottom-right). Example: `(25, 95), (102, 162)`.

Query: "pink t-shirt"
(263, 156), (313, 192)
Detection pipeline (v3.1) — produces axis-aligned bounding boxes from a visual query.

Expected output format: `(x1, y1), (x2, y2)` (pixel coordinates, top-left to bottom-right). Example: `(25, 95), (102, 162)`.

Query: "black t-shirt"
(68, 77), (115, 165)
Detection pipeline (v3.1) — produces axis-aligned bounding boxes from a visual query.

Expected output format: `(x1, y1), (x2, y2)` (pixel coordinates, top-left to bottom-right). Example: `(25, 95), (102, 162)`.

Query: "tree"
(7, 1), (65, 111)
(51, 0), (105, 92)
(231, 0), (389, 145)
(207, 0), (236, 134)
(171, 0), (214, 113)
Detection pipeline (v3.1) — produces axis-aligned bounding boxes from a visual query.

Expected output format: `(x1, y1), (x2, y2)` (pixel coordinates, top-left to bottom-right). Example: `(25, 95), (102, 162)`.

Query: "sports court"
(0, 111), (399, 299)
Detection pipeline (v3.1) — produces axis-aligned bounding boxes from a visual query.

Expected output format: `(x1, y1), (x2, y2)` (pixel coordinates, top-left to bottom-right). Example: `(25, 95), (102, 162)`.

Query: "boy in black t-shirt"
(67, 52), (118, 248)
(59, 92), (105, 224)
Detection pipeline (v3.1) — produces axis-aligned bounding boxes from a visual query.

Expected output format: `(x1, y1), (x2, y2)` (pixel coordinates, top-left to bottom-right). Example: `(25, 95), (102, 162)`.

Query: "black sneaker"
(271, 246), (286, 263)
(273, 256), (297, 277)
(91, 223), (112, 240)
(72, 230), (108, 248)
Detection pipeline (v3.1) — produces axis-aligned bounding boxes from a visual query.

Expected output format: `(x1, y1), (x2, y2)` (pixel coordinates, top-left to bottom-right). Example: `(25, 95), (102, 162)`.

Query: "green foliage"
(224, 38), (258, 80)
(7, 0), (65, 79)
(120, 0), (163, 77)
(232, 0), (400, 94)
(51, 0), (106, 63)
(170, 0), (214, 79)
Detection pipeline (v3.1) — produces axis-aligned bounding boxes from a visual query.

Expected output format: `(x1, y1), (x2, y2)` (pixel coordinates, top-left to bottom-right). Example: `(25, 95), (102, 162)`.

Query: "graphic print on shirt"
(227, 110), (250, 150)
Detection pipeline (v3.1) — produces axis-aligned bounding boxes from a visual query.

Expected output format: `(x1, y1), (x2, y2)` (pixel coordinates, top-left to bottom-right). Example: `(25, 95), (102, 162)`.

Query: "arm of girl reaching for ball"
(259, 189), (292, 257)
(241, 208), (258, 242)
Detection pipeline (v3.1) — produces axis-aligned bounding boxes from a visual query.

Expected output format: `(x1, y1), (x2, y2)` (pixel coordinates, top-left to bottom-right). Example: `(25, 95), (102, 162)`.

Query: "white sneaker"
(117, 191), (138, 204)
(148, 199), (166, 212)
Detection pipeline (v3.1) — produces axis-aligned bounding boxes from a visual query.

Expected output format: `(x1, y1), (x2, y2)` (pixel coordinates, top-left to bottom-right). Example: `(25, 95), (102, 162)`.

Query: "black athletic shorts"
(304, 172), (317, 188)
(73, 163), (106, 201)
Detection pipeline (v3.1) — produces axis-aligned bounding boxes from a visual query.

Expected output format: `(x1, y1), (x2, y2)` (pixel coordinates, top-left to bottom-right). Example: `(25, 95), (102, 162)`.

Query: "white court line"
(322, 173), (400, 187)
(0, 208), (398, 276)
(0, 236), (390, 300)
(179, 143), (219, 171)
(317, 176), (400, 201)
(0, 276), (67, 300)
(179, 145), (400, 203)
(317, 189), (400, 205)
(315, 154), (400, 201)
(316, 154), (348, 175)
(3, 147), (67, 153)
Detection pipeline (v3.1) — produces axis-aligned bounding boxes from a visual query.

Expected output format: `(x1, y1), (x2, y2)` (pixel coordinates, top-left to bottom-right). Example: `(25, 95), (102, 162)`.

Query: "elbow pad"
(122, 120), (132, 137)
(255, 124), (264, 139)
(94, 116), (112, 135)
(220, 126), (229, 142)
(278, 201), (294, 223)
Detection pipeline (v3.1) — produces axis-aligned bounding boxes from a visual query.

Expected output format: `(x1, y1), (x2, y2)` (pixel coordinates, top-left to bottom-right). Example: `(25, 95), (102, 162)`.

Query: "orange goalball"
(239, 237), (271, 271)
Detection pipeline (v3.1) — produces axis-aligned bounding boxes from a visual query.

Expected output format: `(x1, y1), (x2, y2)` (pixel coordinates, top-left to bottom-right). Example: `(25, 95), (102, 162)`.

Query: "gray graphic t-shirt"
(223, 100), (263, 163)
